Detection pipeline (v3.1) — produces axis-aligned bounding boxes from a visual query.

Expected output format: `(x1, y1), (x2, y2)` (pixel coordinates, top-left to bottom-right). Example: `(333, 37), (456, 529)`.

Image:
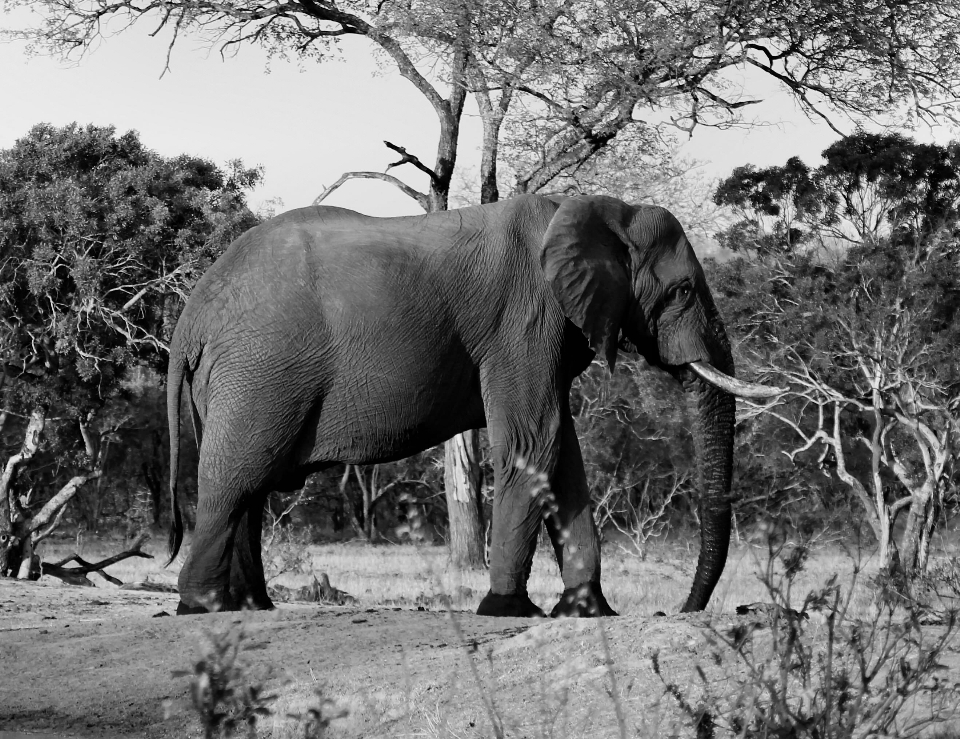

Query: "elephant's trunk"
(681, 375), (735, 612)
(680, 298), (736, 613)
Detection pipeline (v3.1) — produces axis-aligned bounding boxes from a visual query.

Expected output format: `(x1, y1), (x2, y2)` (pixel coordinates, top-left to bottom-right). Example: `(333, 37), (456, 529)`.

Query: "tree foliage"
(0, 123), (261, 408)
(9, 0), (960, 199)
(0, 123), (259, 574)
(710, 132), (960, 577)
(714, 133), (960, 255)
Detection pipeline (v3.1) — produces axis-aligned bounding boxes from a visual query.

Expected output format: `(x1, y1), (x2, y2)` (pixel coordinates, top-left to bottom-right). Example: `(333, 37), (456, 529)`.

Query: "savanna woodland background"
(3, 0), (960, 737)
(4, 122), (960, 591)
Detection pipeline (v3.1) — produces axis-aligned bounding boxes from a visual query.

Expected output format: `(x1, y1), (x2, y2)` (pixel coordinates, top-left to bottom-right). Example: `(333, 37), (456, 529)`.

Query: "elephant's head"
(540, 195), (779, 611)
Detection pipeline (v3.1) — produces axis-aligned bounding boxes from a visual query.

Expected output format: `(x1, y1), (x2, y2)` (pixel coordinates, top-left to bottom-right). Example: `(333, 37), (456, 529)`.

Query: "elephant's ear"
(541, 197), (631, 370)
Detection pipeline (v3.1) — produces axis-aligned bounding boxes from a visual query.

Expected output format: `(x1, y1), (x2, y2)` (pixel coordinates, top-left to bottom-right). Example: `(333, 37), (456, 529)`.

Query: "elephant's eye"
(671, 283), (692, 304)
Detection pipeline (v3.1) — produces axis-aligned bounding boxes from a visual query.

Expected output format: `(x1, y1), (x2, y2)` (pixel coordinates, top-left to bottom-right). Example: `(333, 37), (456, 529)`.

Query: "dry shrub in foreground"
(173, 623), (276, 739)
(173, 619), (348, 739)
(657, 533), (960, 739)
(173, 533), (960, 739)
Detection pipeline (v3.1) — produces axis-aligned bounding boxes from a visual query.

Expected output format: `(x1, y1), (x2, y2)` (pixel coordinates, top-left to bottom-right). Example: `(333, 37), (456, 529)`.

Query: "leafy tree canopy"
(713, 132), (960, 256)
(7, 0), (960, 200)
(0, 122), (261, 415)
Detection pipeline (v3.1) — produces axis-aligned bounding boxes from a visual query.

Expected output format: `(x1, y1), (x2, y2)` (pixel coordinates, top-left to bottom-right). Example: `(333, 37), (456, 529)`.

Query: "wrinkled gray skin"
(167, 194), (735, 617)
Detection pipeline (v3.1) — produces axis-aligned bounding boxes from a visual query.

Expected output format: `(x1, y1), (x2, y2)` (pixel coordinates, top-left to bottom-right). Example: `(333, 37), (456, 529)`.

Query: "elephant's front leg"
(544, 414), (616, 617)
(476, 410), (561, 618)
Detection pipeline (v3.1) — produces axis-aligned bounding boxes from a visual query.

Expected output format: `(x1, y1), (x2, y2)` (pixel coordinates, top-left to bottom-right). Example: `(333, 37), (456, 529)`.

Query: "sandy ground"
(2, 577), (959, 739)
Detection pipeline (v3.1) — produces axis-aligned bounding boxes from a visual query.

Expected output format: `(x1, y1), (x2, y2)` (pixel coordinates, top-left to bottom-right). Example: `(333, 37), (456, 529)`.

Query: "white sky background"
(1, 11), (957, 223)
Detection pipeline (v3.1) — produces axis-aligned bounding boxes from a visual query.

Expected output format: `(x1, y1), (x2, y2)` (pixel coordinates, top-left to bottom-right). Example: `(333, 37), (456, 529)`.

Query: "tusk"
(689, 361), (786, 399)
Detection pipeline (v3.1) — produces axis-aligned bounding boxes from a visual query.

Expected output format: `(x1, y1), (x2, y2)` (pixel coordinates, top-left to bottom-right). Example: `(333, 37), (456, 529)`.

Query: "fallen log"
(35, 534), (153, 587)
(120, 581), (178, 593)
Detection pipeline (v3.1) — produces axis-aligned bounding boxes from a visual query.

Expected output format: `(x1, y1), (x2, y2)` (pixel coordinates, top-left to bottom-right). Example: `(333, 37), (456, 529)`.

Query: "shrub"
(658, 529), (960, 738)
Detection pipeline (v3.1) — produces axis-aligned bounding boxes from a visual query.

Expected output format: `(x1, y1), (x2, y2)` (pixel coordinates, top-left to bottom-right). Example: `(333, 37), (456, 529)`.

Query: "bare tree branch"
(314, 171), (428, 211)
(384, 141), (440, 184)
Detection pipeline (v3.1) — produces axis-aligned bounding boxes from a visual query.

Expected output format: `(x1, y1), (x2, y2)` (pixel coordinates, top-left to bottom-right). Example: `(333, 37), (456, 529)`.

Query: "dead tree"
(742, 321), (956, 579)
(1, 410), (119, 578)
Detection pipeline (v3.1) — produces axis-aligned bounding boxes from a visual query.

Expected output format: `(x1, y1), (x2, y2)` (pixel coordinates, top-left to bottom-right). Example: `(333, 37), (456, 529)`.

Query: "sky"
(2, 10), (957, 223)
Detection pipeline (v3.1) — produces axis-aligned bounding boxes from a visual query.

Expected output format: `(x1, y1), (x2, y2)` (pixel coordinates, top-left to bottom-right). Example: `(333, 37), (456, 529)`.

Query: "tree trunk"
(438, 74), (510, 570)
(433, 36), (487, 568)
(444, 430), (485, 568)
(0, 407), (46, 576)
(878, 511), (895, 571)
(338, 465), (363, 538)
(15, 536), (34, 580)
(899, 481), (940, 576)
(79, 413), (105, 532)
(0, 407), (46, 521)
(916, 482), (943, 572)
(357, 465), (380, 542)
(13, 414), (108, 578)
(141, 430), (165, 525)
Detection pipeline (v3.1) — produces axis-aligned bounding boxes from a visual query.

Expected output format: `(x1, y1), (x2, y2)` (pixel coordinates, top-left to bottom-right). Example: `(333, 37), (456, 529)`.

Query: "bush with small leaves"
(657, 526), (960, 739)
(174, 623), (276, 739)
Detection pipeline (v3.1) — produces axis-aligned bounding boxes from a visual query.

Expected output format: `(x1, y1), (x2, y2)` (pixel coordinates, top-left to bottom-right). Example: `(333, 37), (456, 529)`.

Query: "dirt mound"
(2, 578), (957, 738)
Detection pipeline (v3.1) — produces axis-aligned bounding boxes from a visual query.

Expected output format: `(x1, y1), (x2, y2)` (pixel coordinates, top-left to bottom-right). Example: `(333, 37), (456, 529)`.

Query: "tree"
(504, 126), (727, 241)
(732, 243), (959, 578)
(0, 123), (260, 577)
(711, 133), (960, 581)
(14, 0), (960, 570)
(714, 133), (960, 256)
(713, 157), (828, 256)
(816, 133), (960, 243)
(484, 1), (960, 196)
(337, 454), (441, 542)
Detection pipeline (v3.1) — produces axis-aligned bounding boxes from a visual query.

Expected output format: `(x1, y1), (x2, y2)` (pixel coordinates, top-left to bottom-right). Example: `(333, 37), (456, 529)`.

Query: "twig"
(598, 622), (628, 739)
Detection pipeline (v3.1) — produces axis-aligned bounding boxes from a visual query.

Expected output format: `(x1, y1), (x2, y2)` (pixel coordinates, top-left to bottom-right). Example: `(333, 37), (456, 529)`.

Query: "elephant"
(166, 193), (778, 617)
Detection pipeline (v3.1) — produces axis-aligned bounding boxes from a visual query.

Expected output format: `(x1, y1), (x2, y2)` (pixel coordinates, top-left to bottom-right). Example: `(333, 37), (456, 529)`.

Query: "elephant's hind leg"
(176, 485), (242, 613)
(177, 452), (278, 613)
(176, 373), (323, 614)
(229, 499), (274, 610)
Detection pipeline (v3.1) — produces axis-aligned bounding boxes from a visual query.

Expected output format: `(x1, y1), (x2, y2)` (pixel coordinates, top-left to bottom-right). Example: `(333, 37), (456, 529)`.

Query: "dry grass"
(273, 536), (902, 619)
(33, 526), (958, 622)
(30, 528), (943, 619)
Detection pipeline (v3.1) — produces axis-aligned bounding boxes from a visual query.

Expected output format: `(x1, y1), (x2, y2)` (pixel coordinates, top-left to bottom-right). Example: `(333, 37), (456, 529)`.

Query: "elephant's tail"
(165, 351), (186, 568)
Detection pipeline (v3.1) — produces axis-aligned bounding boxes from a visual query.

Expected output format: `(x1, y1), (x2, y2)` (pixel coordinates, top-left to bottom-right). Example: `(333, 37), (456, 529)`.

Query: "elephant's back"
(172, 203), (463, 395)
(179, 206), (373, 322)
(203, 205), (374, 279)
(170, 208), (349, 377)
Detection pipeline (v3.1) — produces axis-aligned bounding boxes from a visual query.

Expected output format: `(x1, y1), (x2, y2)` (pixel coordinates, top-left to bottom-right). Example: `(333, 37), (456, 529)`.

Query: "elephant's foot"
(229, 587), (276, 612)
(176, 600), (215, 615)
(175, 584), (275, 615)
(237, 595), (276, 611)
(176, 597), (274, 615)
(477, 590), (546, 618)
(550, 582), (618, 617)
(175, 587), (239, 615)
